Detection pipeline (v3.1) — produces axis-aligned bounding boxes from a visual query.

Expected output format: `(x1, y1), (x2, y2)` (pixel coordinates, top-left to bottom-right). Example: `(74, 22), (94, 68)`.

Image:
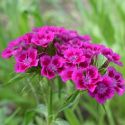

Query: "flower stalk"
(47, 81), (53, 125)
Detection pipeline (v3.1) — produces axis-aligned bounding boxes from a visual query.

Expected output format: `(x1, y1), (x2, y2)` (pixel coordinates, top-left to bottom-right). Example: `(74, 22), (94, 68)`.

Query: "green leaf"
(57, 91), (81, 114)
(23, 110), (35, 125)
(5, 74), (27, 85)
(54, 119), (70, 125)
(64, 109), (81, 125)
(35, 104), (47, 118)
(4, 108), (20, 124)
(23, 104), (48, 125)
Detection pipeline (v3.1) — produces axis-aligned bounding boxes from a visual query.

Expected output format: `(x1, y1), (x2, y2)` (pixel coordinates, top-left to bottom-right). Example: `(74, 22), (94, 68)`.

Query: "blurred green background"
(0, 0), (125, 125)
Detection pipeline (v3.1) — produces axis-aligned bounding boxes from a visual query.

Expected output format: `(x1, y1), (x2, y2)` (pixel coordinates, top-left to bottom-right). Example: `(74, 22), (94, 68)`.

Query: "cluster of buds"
(2, 26), (125, 104)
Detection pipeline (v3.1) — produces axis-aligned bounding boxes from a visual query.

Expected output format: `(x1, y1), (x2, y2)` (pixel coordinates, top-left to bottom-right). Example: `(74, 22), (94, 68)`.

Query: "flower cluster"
(1, 26), (125, 104)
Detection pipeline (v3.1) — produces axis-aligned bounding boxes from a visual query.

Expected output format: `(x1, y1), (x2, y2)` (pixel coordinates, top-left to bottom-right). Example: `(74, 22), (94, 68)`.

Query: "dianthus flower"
(15, 48), (38, 73)
(72, 66), (100, 92)
(101, 47), (122, 66)
(40, 55), (64, 79)
(31, 29), (55, 47)
(1, 25), (125, 104)
(107, 67), (125, 95)
(89, 76), (115, 104)
(64, 48), (85, 65)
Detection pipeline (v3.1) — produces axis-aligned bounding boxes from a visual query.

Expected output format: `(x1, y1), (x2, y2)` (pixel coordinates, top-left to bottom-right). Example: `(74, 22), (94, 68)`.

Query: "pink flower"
(89, 76), (115, 104)
(81, 35), (92, 42)
(72, 66), (100, 92)
(64, 48), (85, 65)
(68, 38), (83, 48)
(23, 33), (33, 45)
(1, 39), (22, 58)
(56, 29), (77, 42)
(1, 48), (13, 58)
(40, 55), (64, 79)
(79, 60), (91, 69)
(9, 33), (33, 49)
(15, 48), (38, 73)
(82, 43), (103, 56)
(60, 67), (75, 82)
(72, 68), (84, 85)
(1, 25), (125, 104)
(54, 43), (68, 55)
(107, 67), (125, 95)
(101, 47), (123, 66)
(31, 30), (55, 47)
(1, 33), (34, 59)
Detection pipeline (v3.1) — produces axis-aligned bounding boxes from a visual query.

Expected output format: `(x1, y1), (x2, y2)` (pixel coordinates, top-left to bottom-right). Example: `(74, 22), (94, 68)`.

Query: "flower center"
(97, 84), (107, 94)
(84, 75), (90, 84)
(48, 64), (57, 72)
(70, 56), (77, 62)
(23, 57), (31, 66)
(112, 79), (117, 87)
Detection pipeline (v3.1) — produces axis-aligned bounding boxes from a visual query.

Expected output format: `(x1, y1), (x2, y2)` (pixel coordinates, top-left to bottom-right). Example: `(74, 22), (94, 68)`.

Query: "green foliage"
(0, 0), (125, 125)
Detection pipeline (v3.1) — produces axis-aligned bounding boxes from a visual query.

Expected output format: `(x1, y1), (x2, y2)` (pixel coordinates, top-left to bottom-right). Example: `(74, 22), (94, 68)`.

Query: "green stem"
(105, 103), (115, 125)
(27, 78), (39, 105)
(47, 81), (53, 125)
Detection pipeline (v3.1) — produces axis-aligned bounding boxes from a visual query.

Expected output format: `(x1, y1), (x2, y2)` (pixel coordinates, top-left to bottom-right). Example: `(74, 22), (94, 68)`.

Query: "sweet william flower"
(80, 35), (92, 42)
(60, 67), (75, 82)
(1, 39), (22, 58)
(107, 67), (125, 95)
(89, 76), (115, 104)
(79, 59), (91, 69)
(72, 66), (100, 92)
(31, 30), (55, 47)
(68, 37), (83, 48)
(15, 48), (38, 73)
(1, 48), (13, 58)
(1, 25), (125, 104)
(23, 33), (33, 45)
(64, 48), (85, 65)
(40, 55), (64, 79)
(101, 47), (123, 66)
(1, 33), (34, 59)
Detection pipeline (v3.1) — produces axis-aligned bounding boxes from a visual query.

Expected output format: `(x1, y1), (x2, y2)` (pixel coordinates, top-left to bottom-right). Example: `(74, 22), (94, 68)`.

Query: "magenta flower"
(40, 55), (64, 79)
(9, 33), (33, 48)
(1, 25), (125, 104)
(64, 48), (85, 65)
(72, 66), (100, 92)
(56, 29), (77, 42)
(68, 37), (83, 48)
(15, 48), (38, 73)
(23, 33), (33, 45)
(1, 33), (34, 59)
(72, 68), (83, 83)
(101, 47), (122, 66)
(54, 43), (68, 55)
(89, 76), (115, 104)
(81, 35), (92, 42)
(107, 67), (125, 95)
(32, 30), (55, 47)
(1, 39), (22, 58)
(79, 60), (91, 69)
(60, 67), (75, 82)
(82, 43), (103, 56)
(1, 48), (13, 58)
